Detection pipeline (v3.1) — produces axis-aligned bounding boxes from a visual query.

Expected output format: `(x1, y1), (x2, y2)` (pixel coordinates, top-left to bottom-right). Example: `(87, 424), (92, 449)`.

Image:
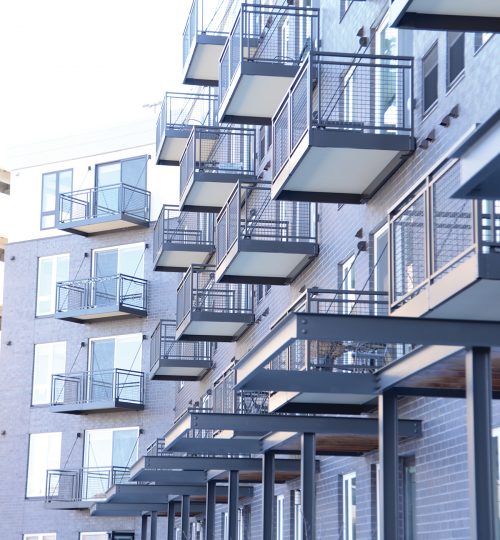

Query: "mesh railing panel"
(183, 0), (198, 64)
(480, 201), (500, 253)
(274, 102), (290, 175)
(236, 391), (269, 414)
(291, 66), (308, 150)
(81, 466), (131, 500)
(180, 132), (196, 198)
(46, 469), (80, 501)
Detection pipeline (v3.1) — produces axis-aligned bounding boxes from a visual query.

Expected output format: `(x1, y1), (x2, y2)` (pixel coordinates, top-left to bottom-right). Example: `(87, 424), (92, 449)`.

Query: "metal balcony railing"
(179, 126), (256, 201)
(177, 265), (254, 329)
(51, 369), (144, 407)
(219, 3), (319, 105)
(150, 319), (212, 371)
(273, 51), (414, 179)
(216, 181), (317, 267)
(46, 466), (132, 502)
(56, 274), (147, 315)
(58, 183), (150, 227)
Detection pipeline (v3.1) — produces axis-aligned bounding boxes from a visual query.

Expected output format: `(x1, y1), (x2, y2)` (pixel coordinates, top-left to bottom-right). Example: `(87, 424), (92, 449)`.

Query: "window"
(41, 169), (72, 229)
(222, 511), (229, 540)
(342, 472), (356, 540)
(26, 432), (62, 497)
(447, 32), (465, 89)
(32, 342), (66, 405)
(191, 521), (204, 540)
(259, 126), (266, 162)
(24, 535), (56, 540)
(93, 243), (144, 279)
(36, 254), (69, 316)
(403, 457), (417, 539)
(374, 225), (389, 296)
(96, 155), (147, 190)
(474, 32), (493, 53)
(80, 534), (108, 540)
(276, 494), (284, 540)
(293, 490), (302, 540)
(340, 0), (354, 20)
(341, 255), (356, 313)
(422, 43), (438, 114)
(492, 428), (500, 530)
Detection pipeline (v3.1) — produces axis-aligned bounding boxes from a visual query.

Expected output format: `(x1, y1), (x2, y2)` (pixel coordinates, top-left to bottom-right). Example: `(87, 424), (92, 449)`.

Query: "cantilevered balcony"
(218, 3), (319, 125)
(176, 264), (254, 341)
(55, 274), (147, 322)
(153, 205), (215, 272)
(50, 369), (144, 414)
(390, 160), (500, 320)
(46, 466), (132, 510)
(150, 320), (212, 380)
(182, 0), (230, 85)
(452, 108), (500, 200)
(387, 0), (500, 32)
(156, 91), (218, 166)
(272, 51), (415, 203)
(57, 184), (150, 236)
(179, 126), (256, 212)
(216, 182), (318, 284)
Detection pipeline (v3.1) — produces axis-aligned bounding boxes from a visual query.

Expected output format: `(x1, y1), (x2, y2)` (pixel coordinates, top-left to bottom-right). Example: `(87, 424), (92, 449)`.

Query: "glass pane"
(90, 339), (115, 372)
(375, 229), (389, 292)
(114, 334), (142, 372)
(55, 254), (69, 282)
(89, 340), (115, 402)
(121, 156), (147, 189)
(36, 255), (68, 316)
(32, 342), (66, 405)
(42, 174), (56, 212)
(59, 170), (73, 195)
(94, 250), (118, 278)
(118, 243), (144, 278)
(112, 428), (138, 468)
(96, 162), (120, 188)
(84, 429), (112, 468)
(26, 432), (61, 497)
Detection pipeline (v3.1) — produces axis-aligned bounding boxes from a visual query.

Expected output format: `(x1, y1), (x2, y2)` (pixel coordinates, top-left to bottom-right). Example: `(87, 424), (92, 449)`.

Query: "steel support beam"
(181, 495), (190, 540)
(262, 453), (275, 540)
(150, 511), (157, 540)
(379, 391), (398, 540)
(228, 470), (239, 540)
(466, 347), (497, 540)
(301, 433), (316, 540)
(167, 500), (176, 540)
(205, 480), (216, 540)
(141, 514), (148, 540)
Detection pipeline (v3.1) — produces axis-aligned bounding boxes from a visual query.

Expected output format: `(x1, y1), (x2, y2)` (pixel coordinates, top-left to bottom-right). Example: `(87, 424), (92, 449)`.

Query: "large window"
(276, 494), (284, 540)
(92, 243), (144, 279)
(447, 32), (465, 89)
(41, 169), (73, 229)
(403, 457), (417, 539)
(293, 489), (302, 540)
(422, 43), (438, 114)
(24, 535), (56, 540)
(36, 254), (69, 316)
(96, 156), (147, 190)
(26, 432), (62, 497)
(342, 472), (356, 540)
(32, 342), (66, 405)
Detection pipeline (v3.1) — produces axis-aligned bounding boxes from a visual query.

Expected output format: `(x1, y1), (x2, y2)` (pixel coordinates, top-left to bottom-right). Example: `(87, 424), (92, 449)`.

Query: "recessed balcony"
(272, 51), (415, 204)
(182, 0), (229, 86)
(150, 320), (212, 381)
(218, 3), (319, 125)
(216, 182), (318, 284)
(56, 184), (150, 236)
(179, 126), (256, 212)
(387, 0), (500, 32)
(176, 264), (254, 342)
(153, 205), (215, 272)
(50, 369), (144, 414)
(156, 91), (218, 166)
(390, 160), (500, 321)
(55, 274), (147, 323)
(452, 108), (500, 200)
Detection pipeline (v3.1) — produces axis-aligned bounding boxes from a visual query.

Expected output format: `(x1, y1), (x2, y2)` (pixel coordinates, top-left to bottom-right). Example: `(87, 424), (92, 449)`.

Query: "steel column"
(379, 391), (398, 540)
(181, 495), (191, 540)
(301, 433), (316, 540)
(205, 480), (216, 540)
(141, 514), (148, 540)
(167, 500), (176, 540)
(262, 452), (275, 540)
(150, 511), (158, 540)
(228, 470), (239, 540)
(466, 346), (496, 540)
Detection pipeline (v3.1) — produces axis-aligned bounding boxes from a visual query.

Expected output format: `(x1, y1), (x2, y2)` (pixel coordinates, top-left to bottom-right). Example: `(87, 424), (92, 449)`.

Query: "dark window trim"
(446, 32), (465, 91)
(422, 40), (439, 117)
(40, 168), (73, 230)
(473, 32), (494, 55)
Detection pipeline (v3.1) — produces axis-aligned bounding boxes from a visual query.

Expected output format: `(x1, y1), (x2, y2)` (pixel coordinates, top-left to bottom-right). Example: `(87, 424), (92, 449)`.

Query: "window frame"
(79, 534), (108, 540)
(422, 41), (439, 116)
(26, 432), (62, 498)
(91, 242), (145, 280)
(35, 253), (70, 317)
(23, 534), (57, 540)
(276, 494), (285, 540)
(83, 426), (139, 470)
(31, 341), (66, 406)
(342, 472), (357, 540)
(95, 154), (148, 190)
(474, 32), (493, 54)
(40, 168), (73, 230)
(446, 32), (465, 91)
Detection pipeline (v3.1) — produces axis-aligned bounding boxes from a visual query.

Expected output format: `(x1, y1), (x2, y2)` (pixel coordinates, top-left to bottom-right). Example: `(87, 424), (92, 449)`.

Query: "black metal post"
(301, 432), (316, 540)
(228, 470), (239, 540)
(379, 390), (398, 540)
(205, 480), (216, 540)
(141, 514), (148, 540)
(167, 500), (176, 540)
(466, 346), (496, 540)
(181, 494), (190, 539)
(262, 452), (275, 540)
(150, 510), (158, 540)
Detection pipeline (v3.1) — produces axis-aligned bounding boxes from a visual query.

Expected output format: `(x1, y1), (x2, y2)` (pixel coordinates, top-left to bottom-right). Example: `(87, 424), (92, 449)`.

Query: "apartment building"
(1, 0), (499, 539)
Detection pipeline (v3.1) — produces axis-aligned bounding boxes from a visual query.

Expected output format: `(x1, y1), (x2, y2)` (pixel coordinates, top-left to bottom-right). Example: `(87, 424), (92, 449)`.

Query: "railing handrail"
(57, 273), (147, 288)
(59, 182), (150, 199)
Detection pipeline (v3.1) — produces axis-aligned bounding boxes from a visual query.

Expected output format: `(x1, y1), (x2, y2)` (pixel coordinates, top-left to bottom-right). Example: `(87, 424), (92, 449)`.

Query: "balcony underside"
(183, 34), (227, 86)
(153, 243), (214, 272)
(50, 400), (144, 414)
(150, 358), (212, 381)
(391, 254), (500, 321)
(55, 305), (147, 323)
(157, 128), (192, 166)
(273, 130), (415, 203)
(91, 501), (206, 517)
(219, 62), (299, 125)
(388, 0), (500, 32)
(45, 500), (93, 510)
(181, 172), (256, 212)
(57, 214), (149, 237)
(176, 311), (255, 342)
(216, 239), (319, 285)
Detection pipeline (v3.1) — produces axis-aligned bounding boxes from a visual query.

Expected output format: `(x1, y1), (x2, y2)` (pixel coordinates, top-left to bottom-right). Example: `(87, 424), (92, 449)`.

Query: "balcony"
(176, 265), (254, 341)
(153, 205), (215, 272)
(272, 52), (415, 204)
(179, 126), (256, 212)
(182, 0), (230, 86)
(50, 369), (144, 414)
(452, 108), (500, 200)
(216, 182), (318, 284)
(156, 91), (218, 166)
(390, 160), (500, 320)
(46, 466), (132, 510)
(218, 4), (319, 125)
(150, 320), (212, 381)
(55, 274), (147, 322)
(387, 0), (500, 32)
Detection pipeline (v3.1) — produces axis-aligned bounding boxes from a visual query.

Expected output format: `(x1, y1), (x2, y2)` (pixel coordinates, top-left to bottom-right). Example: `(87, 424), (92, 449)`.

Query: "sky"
(0, 0), (193, 166)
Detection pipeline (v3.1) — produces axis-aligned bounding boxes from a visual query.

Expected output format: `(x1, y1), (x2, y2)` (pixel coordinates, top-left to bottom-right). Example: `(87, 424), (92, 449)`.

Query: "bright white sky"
(0, 0), (193, 166)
